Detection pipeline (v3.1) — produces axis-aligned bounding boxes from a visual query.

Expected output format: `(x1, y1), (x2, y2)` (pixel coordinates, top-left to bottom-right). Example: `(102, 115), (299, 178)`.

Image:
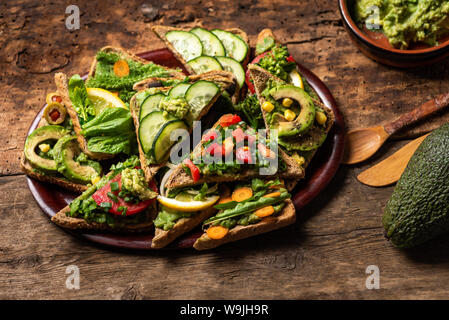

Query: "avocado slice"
(268, 85), (315, 137)
(54, 135), (101, 184)
(24, 125), (68, 173)
(383, 124), (449, 248)
(278, 124), (328, 152)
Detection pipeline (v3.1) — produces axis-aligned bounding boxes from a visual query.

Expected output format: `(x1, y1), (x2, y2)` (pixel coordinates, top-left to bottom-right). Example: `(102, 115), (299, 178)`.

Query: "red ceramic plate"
(26, 48), (345, 250)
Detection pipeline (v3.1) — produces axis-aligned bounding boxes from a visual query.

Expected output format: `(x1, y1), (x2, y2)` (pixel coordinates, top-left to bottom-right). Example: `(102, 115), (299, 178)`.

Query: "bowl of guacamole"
(339, 0), (449, 67)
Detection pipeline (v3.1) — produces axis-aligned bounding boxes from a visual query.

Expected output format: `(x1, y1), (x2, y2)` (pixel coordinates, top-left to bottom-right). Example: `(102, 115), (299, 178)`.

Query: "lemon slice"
(157, 194), (220, 212)
(86, 88), (127, 115)
(289, 69), (304, 89)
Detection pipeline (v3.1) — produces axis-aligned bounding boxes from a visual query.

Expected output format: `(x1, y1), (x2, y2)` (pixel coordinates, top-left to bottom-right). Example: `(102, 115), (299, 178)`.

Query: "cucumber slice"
(185, 81), (220, 123)
(215, 56), (245, 88)
(168, 83), (191, 98)
(190, 28), (226, 56)
(153, 120), (188, 163)
(211, 29), (248, 62)
(165, 30), (202, 62)
(139, 93), (165, 121)
(187, 56), (223, 74)
(138, 111), (177, 157)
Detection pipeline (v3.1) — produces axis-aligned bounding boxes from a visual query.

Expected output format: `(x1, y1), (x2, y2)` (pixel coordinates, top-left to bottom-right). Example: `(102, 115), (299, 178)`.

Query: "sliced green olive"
(46, 92), (63, 105)
(43, 102), (67, 125)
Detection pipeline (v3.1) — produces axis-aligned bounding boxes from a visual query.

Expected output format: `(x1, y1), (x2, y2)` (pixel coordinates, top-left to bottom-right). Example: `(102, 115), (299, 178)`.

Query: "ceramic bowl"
(338, 0), (449, 68)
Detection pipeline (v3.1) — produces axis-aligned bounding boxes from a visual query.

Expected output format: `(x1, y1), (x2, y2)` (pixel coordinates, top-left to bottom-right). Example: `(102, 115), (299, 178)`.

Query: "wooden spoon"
(357, 133), (429, 187)
(342, 92), (449, 164)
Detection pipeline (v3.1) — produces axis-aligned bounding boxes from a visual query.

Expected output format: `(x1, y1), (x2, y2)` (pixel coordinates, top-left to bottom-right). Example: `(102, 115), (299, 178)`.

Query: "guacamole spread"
(355, 0), (449, 49)
(159, 97), (190, 119)
(121, 168), (157, 201)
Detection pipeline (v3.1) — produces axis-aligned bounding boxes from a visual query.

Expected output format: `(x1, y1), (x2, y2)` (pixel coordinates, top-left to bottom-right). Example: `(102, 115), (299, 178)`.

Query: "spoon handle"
(383, 92), (449, 135)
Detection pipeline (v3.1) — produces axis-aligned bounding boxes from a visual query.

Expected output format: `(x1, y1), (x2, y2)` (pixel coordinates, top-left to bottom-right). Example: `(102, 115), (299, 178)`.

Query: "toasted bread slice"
(165, 148), (303, 191)
(164, 114), (304, 191)
(55, 72), (114, 161)
(193, 199), (296, 250)
(21, 115), (91, 193)
(256, 28), (277, 47)
(132, 70), (237, 93)
(151, 186), (230, 248)
(51, 205), (155, 232)
(248, 64), (335, 161)
(129, 72), (235, 183)
(151, 25), (249, 102)
(87, 46), (184, 81)
(20, 157), (89, 193)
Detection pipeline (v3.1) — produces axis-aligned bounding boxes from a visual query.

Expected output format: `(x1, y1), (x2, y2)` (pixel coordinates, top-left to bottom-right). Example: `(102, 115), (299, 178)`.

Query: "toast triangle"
(193, 199), (296, 250)
(129, 71), (236, 183)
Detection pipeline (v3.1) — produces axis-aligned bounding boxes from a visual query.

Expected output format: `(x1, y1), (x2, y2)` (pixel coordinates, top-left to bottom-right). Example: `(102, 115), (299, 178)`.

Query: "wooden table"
(2, 0), (449, 299)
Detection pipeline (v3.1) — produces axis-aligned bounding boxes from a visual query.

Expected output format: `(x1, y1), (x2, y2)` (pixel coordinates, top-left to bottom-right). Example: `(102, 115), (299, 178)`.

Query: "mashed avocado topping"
(159, 96), (190, 119)
(355, 0), (449, 49)
(154, 206), (196, 231)
(120, 168), (157, 201)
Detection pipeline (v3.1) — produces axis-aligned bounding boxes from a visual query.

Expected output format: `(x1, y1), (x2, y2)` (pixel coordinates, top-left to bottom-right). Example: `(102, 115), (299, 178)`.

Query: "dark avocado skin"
(383, 124), (449, 248)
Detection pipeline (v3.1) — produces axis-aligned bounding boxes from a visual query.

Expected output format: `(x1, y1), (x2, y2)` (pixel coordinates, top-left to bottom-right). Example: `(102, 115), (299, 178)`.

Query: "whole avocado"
(383, 123), (449, 248)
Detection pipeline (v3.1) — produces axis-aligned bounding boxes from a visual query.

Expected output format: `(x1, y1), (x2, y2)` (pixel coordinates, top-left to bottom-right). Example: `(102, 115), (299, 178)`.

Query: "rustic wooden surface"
(2, 0), (449, 300)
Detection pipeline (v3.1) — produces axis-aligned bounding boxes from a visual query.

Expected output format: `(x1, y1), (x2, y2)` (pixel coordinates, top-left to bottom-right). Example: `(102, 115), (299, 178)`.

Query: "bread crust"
(51, 205), (156, 232)
(193, 199), (296, 250)
(20, 157), (89, 193)
(256, 28), (277, 46)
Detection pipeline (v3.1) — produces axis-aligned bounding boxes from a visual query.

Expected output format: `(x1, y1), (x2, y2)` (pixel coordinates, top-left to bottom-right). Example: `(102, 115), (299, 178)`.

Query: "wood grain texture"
(2, 0), (449, 299)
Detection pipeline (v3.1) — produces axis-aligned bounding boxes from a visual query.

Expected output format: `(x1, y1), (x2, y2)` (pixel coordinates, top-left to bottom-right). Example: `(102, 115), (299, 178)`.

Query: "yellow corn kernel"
(316, 111), (327, 125)
(38, 143), (50, 153)
(262, 101), (274, 113)
(284, 109), (296, 121)
(291, 153), (305, 166)
(91, 176), (101, 185)
(282, 98), (293, 107)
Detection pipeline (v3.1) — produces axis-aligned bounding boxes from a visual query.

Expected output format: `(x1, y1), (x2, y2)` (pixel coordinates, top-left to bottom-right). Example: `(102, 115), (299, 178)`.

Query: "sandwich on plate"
(129, 71), (236, 182)
(244, 28), (335, 189)
(151, 25), (249, 102)
(21, 91), (102, 193)
(51, 156), (158, 232)
(54, 46), (184, 160)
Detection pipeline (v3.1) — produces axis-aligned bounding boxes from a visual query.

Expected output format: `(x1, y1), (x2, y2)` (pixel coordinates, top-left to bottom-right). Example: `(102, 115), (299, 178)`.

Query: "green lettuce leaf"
(68, 75), (96, 125)
(81, 107), (137, 155)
